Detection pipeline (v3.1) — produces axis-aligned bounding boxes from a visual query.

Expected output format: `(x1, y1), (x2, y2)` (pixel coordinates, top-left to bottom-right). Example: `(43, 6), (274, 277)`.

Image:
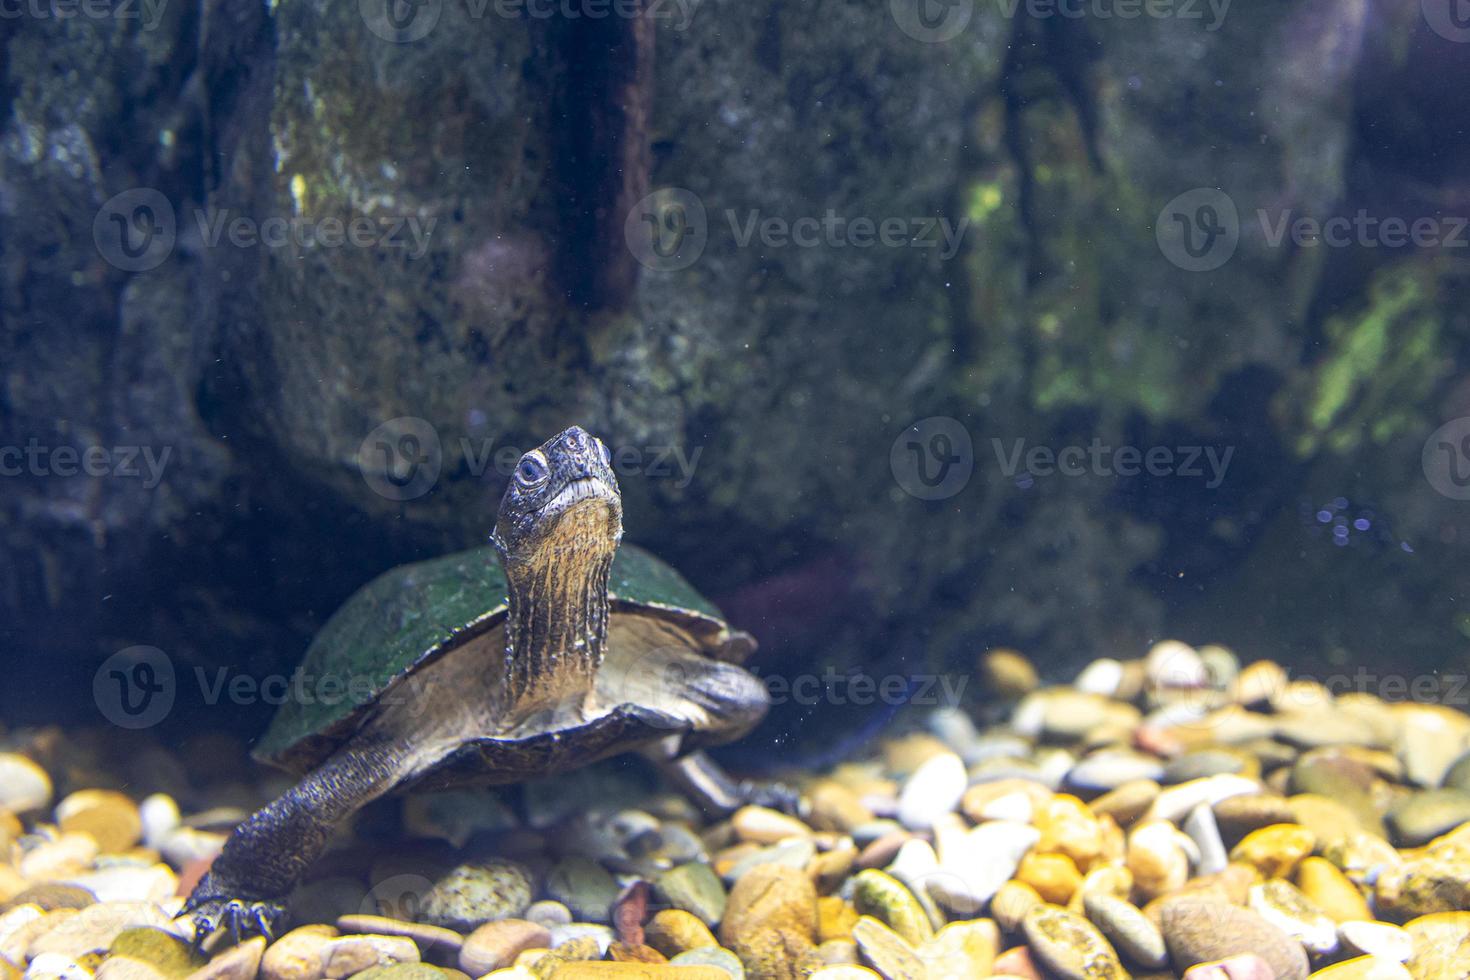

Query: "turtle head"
(492, 425), (623, 566)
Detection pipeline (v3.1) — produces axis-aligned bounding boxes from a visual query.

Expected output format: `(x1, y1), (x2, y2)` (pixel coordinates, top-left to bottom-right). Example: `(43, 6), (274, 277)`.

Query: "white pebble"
(1074, 658), (1125, 697)
(1338, 920), (1413, 962)
(897, 752), (967, 830)
(0, 754), (53, 814)
(138, 795), (181, 849)
(1145, 774), (1261, 824)
(930, 820), (1039, 915)
(1183, 803), (1228, 876)
(25, 952), (94, 980)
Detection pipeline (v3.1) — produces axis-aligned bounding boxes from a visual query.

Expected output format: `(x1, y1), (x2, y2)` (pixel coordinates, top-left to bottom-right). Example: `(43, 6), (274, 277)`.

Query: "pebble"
(545, 858), (618, 925)
(1442, 747), (1470, 793)
(21, 835), (99, 881)
(1146, 775), (1261, 824)
(928, 820), (1037, 916)
(1014, 853), (1082, 906)
(991, 944), (1043, 979)
(668, 947), (744, 978)
(4, 886), (97, 914)
(32, 952), (102, 980)
(1336, 920), (1413, 961)
(1066, 752), (1164, 793)
(1247, 880), (1338, 956)
(895, 753), (966, 831)
(1229, 823), (1315, 878)
(335, 916), (461, 958)
(980, 649), (1039, 700)
(182, 937), (265, 980)
(919, 919), (997, 978)
(1088, 780), (1159, 827)
(0, 755), (53, 814)
(30, 903), (175, 960)
(651, 864), (725, 927)
(807, 968), (879, 980)
(1231, 661), (1287, 709)
(807, 784), (874, 835)
(346, 967), (447, 980)
(1074, 659), (1125, 698)
(1383, 788), (1470, 847)
(1296, 857), (1372, 923)
(524, 901), (573, 930)
(1159, 898), (1309, 980)
(548, 923), (615, 954)
(1403, 911), (1470, 978)
(848, 917), (922, 980)
(63, 867), (174, 905)
(1022, 904), (1127, 980)
(417, 861), (534, 931)
(1183, 803), (1228, 876)
(455, 922), (549, 975)
(321, 934), (421, 978)
(1178, 954), (1277, 980)
(1082, 893), (1168, 969)
(260, 925), (339, 980)
(990, 880), (1043, 934)
(643, 911), (716, 959)
(1127, 821), (1190, 901)
(54, 793), (142, 855)
(850, 871), (931, 947)
(729, 807), (810, 845)
(1373, 853), (1470, 921)
(1306, 957), (1411, 979)
(716, 864), (815, 951)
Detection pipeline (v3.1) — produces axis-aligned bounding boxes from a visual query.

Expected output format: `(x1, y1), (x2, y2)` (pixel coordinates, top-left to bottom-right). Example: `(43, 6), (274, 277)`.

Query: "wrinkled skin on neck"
(492, 427), (622, 713)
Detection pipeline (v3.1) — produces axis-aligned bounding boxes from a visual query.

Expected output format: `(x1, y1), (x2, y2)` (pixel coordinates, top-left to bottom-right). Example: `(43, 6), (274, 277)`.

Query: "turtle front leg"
(183, 736), (430, 944)
(650, 748), (806, 818)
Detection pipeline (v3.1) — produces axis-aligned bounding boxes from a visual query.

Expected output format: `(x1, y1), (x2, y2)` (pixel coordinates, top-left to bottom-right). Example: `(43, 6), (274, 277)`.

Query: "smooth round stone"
(416, 860), (534, 931)
(1403, 911), (1470, 978)
(929, 820), (1038, 915)
(1384, 788), (1470, 847)
(1337, 920), (1412, 961)
(546, 923), (614, 954)
(725, 838), (816, 881)
(808, 967), (879, 980)
(1373, 855), (1470, 921)
(1197, 645), (1240, 688)
(1089, 780), (1160, 827)
(1146, 640), (1208, 690)
(731, 806), (812, 845)
(545, 858), (619, 925)
(1211, 794), (1296, 846)
(110, 926), (206, 976)
(1306, 956), (1411, 979)
(1127, 822), (1190, 900)
(64, 867), (175, 905)
(1074, 659), (1125, 698)
(335, 916), (462, 957)
(320, 935), (420, 978)
(1015, 853), (1082, 907)
(259, 924), (338, 980)
(926, 708), (982, 758)
(968, 790), (1033, 824)
(344, 966), (446, 980)
(1288, 794), (1374, 848)
(1231, 661), (1288, 708)
(1022, 904), (1127, 980)
(896, 752), (966, 831)
(1442, 748), (1470, 793)
(1273, 711), (1376, 750)
(717, 865), (816, 949)
(33, 951), (103, 980)
(851, 871), (931, 947)
(1179, 953), (1277, 980)
(921, 920), (997, 978)
(980, 649), (1039, 700)
(55, 791), (142, 854)
(1160, 898), (1308, 980)
(1146, 775), (1262, 823)
(849, 916), (923, 980)
(137, 797), (180, 851)
(1228, 823), (1315, 878)
(644, 910), (717, 958)
(1247, 880), (1337, 956)
(1393, 705), (1470, 788)
(458, 919), (548, 976)
(1296, 857), (1372, 923)
(1082, 893), (1167, 970)
(3, 885), (96, 914)
(186, 935), (266, 980)
(31, 903), (175, 959)
(670, 947), (745, 979)
(652, 863), (725, 927)
(524, 900), (572, 929)
(1164, 751), (1250, 785)
(808, 783), (875, 834)
(990, 880), (1043, 934)
(1066, 752), (1165, 793)
(0, 755), (52, 814)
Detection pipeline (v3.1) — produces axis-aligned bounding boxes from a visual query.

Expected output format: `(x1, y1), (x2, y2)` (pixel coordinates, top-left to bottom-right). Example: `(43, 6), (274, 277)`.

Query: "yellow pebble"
(1229, 823), (1316, 878)
(1295, 856), (1371, 923)
(1015, 852), (1083, 906)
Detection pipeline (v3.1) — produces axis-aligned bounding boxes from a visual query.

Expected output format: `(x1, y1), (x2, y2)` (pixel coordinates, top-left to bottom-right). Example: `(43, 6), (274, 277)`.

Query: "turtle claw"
(181, 873), (285, 948)
(738, 779), (808, 818)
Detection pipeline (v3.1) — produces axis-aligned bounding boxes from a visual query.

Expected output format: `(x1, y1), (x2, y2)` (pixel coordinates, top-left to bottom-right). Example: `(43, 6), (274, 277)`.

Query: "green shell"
(253, 542), (727, 763)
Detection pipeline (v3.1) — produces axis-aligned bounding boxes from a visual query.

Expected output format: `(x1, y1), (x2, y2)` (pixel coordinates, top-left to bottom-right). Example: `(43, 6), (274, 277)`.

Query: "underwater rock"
(416, 860), (535, 931)
(1160, 898), (1309, 980)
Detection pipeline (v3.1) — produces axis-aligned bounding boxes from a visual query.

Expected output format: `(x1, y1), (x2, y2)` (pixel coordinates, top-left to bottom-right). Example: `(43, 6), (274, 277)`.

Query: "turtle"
(183, 425), (793, 940)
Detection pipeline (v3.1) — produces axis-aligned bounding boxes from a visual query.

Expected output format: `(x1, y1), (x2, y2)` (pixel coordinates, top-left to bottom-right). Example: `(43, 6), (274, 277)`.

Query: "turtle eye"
(598, 440), (612, 467)
(515, 452), (549, 488)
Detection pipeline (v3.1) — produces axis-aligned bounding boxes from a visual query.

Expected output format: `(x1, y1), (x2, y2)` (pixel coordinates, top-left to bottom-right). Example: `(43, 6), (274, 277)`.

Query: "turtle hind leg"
(182, 734), (443, 944)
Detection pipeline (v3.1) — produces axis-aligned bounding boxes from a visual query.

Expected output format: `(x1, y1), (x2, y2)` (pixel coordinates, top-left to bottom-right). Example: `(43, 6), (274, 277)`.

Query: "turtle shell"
(252, 543), (736, 766)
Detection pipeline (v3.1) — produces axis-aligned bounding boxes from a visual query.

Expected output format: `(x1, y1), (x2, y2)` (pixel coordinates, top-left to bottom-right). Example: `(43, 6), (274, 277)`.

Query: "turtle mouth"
(540, 476), (620, 527)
